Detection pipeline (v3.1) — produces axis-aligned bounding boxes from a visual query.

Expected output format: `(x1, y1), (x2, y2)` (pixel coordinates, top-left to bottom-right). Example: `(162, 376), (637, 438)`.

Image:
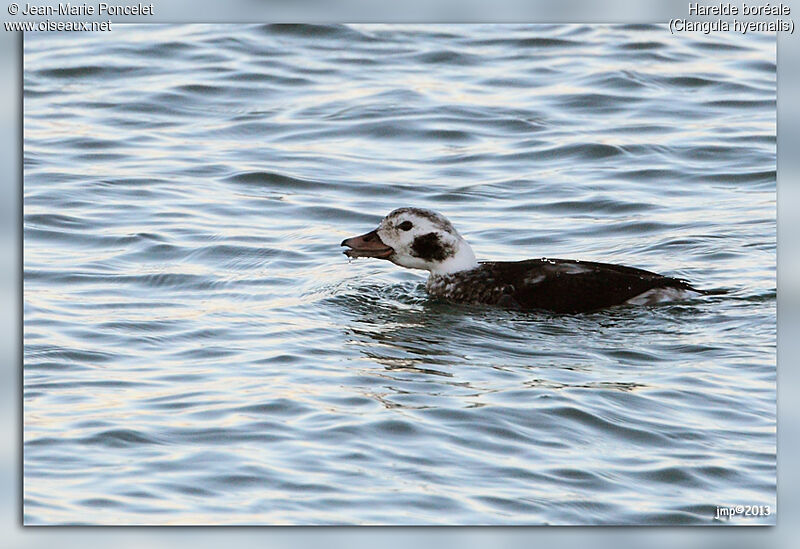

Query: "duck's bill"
(341, 229), (394, 259)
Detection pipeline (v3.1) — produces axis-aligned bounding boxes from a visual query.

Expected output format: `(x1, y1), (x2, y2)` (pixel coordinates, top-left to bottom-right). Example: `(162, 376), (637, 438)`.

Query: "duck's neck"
(429, 241), (479, 276)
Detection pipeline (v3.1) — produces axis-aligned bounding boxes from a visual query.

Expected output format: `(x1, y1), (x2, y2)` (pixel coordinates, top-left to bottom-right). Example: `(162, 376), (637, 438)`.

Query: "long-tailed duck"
(341, 207), (714, 314)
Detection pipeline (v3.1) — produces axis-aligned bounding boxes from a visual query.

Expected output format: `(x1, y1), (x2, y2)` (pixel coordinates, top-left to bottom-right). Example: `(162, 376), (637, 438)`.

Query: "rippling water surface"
(23, 24), (775, 525)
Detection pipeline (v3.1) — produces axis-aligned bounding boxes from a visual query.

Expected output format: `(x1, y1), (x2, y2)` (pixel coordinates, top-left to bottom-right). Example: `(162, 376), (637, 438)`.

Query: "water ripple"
(24, 23), (775, 525)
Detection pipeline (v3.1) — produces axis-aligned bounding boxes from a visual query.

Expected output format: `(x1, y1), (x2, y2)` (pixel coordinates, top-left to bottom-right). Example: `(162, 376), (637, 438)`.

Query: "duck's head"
(341, 208), (478, 275)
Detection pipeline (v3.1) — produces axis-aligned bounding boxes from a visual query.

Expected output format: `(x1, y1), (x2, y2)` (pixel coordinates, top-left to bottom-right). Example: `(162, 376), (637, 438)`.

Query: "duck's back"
(427, 258), (696, 313)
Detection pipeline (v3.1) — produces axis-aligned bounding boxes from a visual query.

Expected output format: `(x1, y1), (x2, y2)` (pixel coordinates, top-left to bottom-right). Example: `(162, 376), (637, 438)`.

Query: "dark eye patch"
(398, 220), (413, 231)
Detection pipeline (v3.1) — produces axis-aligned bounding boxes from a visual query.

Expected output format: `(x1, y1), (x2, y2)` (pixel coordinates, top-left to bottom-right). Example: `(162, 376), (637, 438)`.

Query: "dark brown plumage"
(426, 258), (698, 313)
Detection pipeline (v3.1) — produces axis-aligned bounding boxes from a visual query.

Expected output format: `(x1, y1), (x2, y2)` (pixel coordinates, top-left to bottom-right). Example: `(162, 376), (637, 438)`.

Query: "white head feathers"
(342, 208), (478, 275)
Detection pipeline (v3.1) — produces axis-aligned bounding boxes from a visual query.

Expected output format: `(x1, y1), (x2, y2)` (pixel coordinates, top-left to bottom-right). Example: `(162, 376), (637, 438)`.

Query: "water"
(23, 24), (775, 525)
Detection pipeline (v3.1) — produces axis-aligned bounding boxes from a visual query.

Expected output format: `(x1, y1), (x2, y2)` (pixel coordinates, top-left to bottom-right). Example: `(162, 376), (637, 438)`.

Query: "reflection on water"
(24, 24), (774, 524)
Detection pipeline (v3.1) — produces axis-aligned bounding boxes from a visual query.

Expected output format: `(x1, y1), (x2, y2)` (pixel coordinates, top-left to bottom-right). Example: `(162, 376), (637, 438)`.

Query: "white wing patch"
(625, 287), (698, 306)
(524, 274), (546, 285)
(525, 263), (589, 285)
(556, 263), (591, 275)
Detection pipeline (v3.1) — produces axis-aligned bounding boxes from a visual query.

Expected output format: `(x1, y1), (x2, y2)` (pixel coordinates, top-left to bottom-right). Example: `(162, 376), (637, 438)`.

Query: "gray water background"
(23, 24), (775, 525)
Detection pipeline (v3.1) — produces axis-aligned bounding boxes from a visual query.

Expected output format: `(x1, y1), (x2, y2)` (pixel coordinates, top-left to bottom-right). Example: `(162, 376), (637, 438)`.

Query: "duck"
(341, 207), (711, 313)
